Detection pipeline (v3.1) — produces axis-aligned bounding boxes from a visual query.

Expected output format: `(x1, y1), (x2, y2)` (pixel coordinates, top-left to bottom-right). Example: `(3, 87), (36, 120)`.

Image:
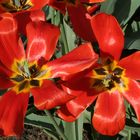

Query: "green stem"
(44, 110), (67, 140)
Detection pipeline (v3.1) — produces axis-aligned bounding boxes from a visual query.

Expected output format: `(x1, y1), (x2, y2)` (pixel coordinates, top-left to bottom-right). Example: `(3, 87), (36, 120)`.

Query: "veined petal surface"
(91, 13), (124, 60)
(0, 90), (29, 136)
(47, 43), (98, 78)
(26, 20), (60, 62)
(31, 80), (74, 110)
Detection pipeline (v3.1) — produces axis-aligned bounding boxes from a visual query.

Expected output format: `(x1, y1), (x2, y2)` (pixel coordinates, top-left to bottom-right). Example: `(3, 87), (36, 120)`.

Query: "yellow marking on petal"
(11, 59), (26, 74)
(34, 65), (52, 80)
(0, 0), (33, 12)
(12, 80), (30, 94)
(28, 61), (52, 80)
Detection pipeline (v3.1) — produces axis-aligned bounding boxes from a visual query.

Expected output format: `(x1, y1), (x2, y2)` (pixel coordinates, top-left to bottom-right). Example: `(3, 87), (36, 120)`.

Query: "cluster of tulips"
(0, 0), (140, 139)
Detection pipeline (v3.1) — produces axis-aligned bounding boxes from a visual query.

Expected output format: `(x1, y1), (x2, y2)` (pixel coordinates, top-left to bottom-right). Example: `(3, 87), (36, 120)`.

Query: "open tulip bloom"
(0, 0), (49, 34)
(57, 13), (140, 136)
(0, 0), (48, 13)
(0, 13), (98, 136)
(46, 0), (105, 41)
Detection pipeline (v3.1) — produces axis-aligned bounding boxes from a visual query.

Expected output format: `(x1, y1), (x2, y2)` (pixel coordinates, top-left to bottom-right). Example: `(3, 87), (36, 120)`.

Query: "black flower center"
(1, 0), (33, 12)
(10, 61), (47, 93)
(91, 59), (128, 92)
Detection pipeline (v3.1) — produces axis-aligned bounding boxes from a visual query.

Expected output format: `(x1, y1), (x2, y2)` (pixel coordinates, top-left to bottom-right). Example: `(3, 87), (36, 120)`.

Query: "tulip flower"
(0, 0), (49, 34)
(0, 0), (48, 13)
(57, 13), (140, 136)
(0, 13), (98, 136)
(46, 0), (105, 41)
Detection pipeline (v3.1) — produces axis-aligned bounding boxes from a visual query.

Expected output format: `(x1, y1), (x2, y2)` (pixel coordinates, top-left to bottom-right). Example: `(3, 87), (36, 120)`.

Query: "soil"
(0, 124), (91, 140)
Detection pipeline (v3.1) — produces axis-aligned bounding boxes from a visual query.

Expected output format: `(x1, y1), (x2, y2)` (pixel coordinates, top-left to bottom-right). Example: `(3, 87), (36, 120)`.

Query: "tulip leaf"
(101, 0), (140, 26)
(125, 38), (140, 50)
(63, 114), (84, 140)
(25, 113), (64, 140)
(60, 17), (76, 54)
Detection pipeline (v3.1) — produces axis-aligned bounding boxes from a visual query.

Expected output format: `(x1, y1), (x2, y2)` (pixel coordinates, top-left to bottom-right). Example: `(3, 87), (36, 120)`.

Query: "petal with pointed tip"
(0, 13), (25, 69)
(26, 21), (60, 62)
(91, 13), (124, 60)
(57, 105), (77, 122)
(46, 0), (66, 14)
(81, 0), (105, 3)
(31, 80), (74, 110)
(92, 90), (125, 136)
(0, 90), (29, 136)
(31, 0), (48, 10)
(122, 79), (140, 122)
(29, 10), (45, 21)
(63, 89), (96, 117)
(58, 77), (97, 119)
(118, 51), (140, 80)
(47, 43), (98, 78)
(13, 11), (31, 35)
(68, 4), (95, 41)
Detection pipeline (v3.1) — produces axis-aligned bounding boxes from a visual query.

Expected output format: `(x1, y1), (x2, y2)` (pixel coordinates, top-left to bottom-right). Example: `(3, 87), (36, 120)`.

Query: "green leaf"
(62, 19), (76, 51)
(125, 37), (140, 50)
(101, 0), (140, 26)
(75, 114), (83, 140)
(63, 114), (84, 140)
(60, 17), (76, 54)
(25, 113), (62, 139)
(64, 122), (77, 140)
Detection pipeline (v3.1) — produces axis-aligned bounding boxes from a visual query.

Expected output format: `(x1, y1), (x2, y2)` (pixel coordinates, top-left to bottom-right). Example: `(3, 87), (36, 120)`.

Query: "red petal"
(26, 21), (60, 62)
(0, 62), (14, 89)
(118, 51), (140, 80)
(64, 91), (96, 117)
(92, 91), (125, 136)
(91, 13), (124, 60)
(31, 0), (48, 10)
(29, 10), (45, 22)
(13, 11), (31, 35)
(14, 10), (45, 35)
(81, 0), (105, 2)
(46, 0), (66, 14)
(68, 4), (95, 41)
(0, 13), (25, 68)
(57, 105), (77, 122)
(47, 43), (98, 78)
(31, 80), (74, 110)
(0, 90), (29, 136)
(57, 77), (97, 120)
(122, 79), (140, 122)
(0, 76), (13, 89)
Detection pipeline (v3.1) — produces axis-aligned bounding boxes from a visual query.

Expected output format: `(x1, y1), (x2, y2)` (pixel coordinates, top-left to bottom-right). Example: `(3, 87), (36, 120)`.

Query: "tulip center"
(10, 60), (50, 93)
(91, 59), (128, 93)
(1, 0), (33, 12)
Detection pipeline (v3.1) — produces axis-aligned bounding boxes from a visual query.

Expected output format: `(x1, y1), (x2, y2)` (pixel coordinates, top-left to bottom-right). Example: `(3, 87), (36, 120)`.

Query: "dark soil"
(0, 124), (91, 140)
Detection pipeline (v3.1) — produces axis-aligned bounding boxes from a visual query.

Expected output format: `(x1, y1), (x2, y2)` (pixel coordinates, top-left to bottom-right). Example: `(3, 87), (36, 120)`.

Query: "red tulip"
(57, 13), (140, 136)
(0, 0), (48, 34)
(0, 13), (98, 136)
(46, 0), (105, 41)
